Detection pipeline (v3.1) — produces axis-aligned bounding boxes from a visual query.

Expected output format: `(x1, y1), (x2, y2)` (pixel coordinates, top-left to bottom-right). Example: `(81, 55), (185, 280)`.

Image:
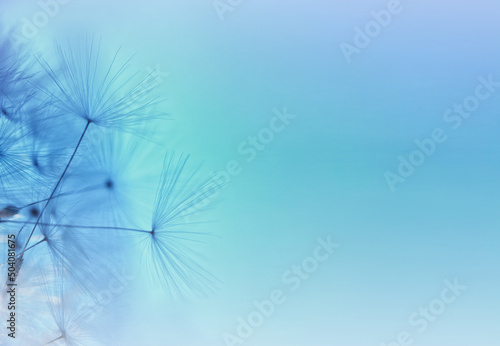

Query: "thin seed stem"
(3, 219), (150, 233)
(0, 238), (46, 268)
(22, 120), (92, 253)
(45, 334), (64, 345)
(15, 224), (26, 239)
(0, 220), (150, 267)
(16, 184), (104, 239)
(23, 237), (47, 254)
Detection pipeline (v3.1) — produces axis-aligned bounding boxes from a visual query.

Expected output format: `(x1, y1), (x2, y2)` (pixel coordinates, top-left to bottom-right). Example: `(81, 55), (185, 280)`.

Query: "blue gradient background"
(2, 0), (499, 345)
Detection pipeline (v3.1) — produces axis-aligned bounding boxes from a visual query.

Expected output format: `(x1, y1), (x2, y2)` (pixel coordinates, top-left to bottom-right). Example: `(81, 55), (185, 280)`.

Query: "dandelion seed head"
(37, 37), (165, 130)
(104, 178), (114, 189)
(30, 206), (41, 218)
(138, 152), (223, 298)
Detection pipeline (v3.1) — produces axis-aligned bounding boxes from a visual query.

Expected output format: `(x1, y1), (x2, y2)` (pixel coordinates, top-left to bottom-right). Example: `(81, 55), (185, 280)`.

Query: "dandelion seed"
(138, 152), (223, 297)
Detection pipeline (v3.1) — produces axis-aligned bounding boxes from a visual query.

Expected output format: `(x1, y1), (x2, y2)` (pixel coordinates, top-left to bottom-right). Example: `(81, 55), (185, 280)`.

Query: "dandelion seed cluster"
(0, 34), (221, 345)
